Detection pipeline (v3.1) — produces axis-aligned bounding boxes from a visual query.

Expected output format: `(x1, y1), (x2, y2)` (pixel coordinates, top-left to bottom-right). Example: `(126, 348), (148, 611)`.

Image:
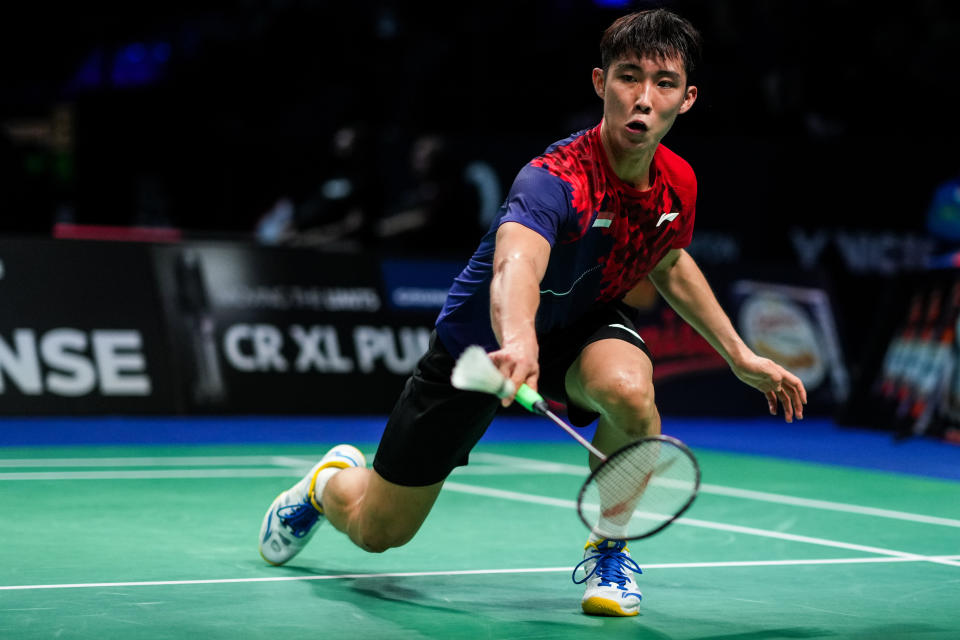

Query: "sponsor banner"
(0, 238), (852, 417)
(151, 244), (441, 413)
(730, 279), (849, 407)
(789, 228), (935, 276)
(0, 239), (176, 414)
(627, 270), (847, 416)
(380, 258), (465, 312)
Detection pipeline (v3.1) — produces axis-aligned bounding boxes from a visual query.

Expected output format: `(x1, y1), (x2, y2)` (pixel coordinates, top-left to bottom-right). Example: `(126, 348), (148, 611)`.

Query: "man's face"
(592, 52), (697, 157)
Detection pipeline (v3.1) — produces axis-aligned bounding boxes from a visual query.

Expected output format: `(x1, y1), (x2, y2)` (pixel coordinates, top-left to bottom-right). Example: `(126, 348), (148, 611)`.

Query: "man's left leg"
(565, 337), (658, 617)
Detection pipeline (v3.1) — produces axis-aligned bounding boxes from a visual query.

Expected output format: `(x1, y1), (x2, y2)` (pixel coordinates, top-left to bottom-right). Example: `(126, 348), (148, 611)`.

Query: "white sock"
(591, 517), (628, 542)
(310, 466), (341, 507)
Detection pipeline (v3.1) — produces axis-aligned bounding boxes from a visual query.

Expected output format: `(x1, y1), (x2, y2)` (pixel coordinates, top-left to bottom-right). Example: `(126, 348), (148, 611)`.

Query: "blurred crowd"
(253, 125), (501, 256)
(1, 1), (959, 253)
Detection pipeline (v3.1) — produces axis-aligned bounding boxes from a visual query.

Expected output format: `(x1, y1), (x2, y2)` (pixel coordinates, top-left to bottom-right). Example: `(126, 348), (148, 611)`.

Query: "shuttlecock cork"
(450, 345), (515, 398)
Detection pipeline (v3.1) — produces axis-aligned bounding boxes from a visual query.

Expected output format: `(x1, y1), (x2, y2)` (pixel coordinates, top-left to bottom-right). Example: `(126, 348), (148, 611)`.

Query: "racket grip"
(515, 384), (548, 414)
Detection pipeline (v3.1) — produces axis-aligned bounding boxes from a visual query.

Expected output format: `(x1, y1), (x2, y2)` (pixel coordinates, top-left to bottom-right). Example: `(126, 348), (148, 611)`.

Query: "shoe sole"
(259, 489), (297, 566)
(259, 490), (287, 566)
(582, 596), (639, 617)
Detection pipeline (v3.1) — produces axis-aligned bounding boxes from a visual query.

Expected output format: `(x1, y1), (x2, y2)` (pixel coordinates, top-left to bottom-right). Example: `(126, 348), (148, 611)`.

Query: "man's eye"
(620, 75), (637, 82)
(658, 80), (676, 88)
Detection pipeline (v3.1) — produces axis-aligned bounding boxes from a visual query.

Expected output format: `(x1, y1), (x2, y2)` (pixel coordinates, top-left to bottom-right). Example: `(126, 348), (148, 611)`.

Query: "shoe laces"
(277, 501), (319, 538)
(572, 540), (642, 589)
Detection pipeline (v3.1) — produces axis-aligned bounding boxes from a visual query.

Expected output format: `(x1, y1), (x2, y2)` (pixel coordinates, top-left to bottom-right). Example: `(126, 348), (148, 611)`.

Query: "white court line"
(0, 469), (302, 480)
(0, 466), (539, 481)
(442, 481), (960, 568)
(692, 484), (960, 528)
(3, 465), (953, 568)
(4, 452), (959, 529)
(0, 455), (309, 468)
(471, 452), (960, 529)
(4, 555), (960, 592)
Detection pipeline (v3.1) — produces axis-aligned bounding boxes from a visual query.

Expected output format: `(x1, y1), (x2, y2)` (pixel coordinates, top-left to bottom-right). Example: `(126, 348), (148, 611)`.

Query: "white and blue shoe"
(258, 444), (366, 566)
(573, 539), (643, 616)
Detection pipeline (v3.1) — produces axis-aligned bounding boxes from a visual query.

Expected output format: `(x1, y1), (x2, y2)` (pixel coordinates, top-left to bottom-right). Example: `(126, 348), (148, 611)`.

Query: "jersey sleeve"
(497, 164), (572, 246)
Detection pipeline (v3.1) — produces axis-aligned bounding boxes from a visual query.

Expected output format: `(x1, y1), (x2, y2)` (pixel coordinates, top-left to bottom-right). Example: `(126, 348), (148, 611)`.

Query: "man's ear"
(678, 84), (698, 114)
(592, 67), (606, 100)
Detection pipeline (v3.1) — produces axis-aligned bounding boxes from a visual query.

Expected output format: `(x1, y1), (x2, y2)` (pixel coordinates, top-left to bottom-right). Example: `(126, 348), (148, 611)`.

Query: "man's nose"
(634, 84), (653, 113)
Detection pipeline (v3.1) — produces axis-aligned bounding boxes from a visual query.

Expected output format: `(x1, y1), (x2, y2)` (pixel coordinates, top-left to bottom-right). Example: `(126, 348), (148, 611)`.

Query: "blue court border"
(1, 415), (958, 481)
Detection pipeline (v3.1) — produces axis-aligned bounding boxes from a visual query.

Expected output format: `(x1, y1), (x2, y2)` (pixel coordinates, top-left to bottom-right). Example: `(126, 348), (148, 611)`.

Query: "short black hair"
(600, 9), (702, 83)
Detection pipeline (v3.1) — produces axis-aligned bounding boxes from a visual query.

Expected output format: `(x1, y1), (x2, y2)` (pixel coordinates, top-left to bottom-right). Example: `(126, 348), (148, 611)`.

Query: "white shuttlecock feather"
(450, 345), (515, 399)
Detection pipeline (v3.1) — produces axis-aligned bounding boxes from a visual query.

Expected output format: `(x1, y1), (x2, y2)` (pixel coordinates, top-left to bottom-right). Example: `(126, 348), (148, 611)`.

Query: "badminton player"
(259, 8), (807, 617)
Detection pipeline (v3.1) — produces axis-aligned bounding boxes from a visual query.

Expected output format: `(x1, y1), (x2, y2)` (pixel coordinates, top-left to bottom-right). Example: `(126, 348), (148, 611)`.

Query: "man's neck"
(599, 121), (657, 190)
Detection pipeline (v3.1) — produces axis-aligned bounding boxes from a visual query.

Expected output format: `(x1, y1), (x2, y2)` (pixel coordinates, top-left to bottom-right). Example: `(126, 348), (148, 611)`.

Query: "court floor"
(1, 417), (958, 639)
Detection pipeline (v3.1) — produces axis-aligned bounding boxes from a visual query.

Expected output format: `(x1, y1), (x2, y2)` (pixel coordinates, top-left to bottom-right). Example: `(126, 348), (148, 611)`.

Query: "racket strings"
(596, 445), (660, 524)
(583, 438), (698, 540)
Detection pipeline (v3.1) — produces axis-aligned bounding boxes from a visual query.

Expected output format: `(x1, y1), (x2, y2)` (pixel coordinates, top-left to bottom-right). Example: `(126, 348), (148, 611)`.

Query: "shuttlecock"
(451, 345), (514, 398)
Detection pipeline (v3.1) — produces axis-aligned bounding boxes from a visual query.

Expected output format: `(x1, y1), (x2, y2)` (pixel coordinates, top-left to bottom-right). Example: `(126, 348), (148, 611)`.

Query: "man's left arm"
(645, 248), (807, 422)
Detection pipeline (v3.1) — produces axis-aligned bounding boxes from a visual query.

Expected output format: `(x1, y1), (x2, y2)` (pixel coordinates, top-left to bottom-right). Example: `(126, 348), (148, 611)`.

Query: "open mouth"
(626, 121), (648, 133)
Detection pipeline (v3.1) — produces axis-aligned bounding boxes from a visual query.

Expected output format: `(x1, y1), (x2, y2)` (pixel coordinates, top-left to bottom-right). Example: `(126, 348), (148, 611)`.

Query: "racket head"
(576, 434), (700, 541)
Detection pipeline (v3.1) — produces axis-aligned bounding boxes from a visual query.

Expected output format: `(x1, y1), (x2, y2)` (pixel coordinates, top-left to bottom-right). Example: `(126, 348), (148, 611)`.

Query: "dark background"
(3, 0), (959, 237)
(3, 0), (960, 426)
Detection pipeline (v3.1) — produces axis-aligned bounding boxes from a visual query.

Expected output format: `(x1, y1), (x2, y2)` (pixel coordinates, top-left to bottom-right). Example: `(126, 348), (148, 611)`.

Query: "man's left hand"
(731, 355), (807, 422)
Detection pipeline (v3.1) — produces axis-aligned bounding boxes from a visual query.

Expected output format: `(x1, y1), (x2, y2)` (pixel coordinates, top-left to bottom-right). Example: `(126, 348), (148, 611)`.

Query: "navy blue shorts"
(372, 302), (652, 486)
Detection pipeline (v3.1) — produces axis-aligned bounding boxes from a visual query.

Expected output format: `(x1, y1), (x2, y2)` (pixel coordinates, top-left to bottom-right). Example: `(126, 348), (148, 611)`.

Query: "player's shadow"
(257, 566), (951, 639)
(269, 563), (566, 614)
(346, 574), (570, 615)
(344, 576), (675, 638)
(277, 565), (676, 638)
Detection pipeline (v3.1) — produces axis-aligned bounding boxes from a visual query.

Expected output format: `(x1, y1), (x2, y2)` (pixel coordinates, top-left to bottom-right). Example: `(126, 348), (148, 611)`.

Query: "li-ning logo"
(656, 212), (679, 228)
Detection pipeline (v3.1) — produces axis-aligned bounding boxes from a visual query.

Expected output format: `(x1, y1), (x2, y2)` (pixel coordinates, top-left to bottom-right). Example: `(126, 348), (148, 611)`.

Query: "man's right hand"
(488, 341), (540, 407)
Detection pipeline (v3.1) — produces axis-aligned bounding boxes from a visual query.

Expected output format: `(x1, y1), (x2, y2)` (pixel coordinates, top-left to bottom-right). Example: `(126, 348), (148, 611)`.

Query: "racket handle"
(515, 383), (549, 414)
(514, 382), (607, 460)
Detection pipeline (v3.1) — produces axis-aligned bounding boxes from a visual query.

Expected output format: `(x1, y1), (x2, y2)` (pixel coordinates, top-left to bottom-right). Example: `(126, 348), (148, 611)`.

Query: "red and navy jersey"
(436, 124), (697, 356)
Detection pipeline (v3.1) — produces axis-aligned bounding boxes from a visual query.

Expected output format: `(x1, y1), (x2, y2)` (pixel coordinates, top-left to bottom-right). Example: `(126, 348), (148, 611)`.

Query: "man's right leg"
(257, 446), (445, 564)
(258, 333), (499, 564)
(321, 466), (443, 553)
(337, 333), (498, 553)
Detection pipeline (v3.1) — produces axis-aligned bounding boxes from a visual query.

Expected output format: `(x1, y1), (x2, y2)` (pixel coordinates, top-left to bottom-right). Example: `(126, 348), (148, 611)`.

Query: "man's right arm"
(488, 221), (551, 406)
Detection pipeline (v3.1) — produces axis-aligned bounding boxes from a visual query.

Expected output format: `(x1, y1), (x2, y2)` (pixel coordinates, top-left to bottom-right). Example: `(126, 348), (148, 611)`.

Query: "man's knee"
(355, 525), (417, 554)
(349, 475), (442, 553)
(584, 373), (656, 429)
